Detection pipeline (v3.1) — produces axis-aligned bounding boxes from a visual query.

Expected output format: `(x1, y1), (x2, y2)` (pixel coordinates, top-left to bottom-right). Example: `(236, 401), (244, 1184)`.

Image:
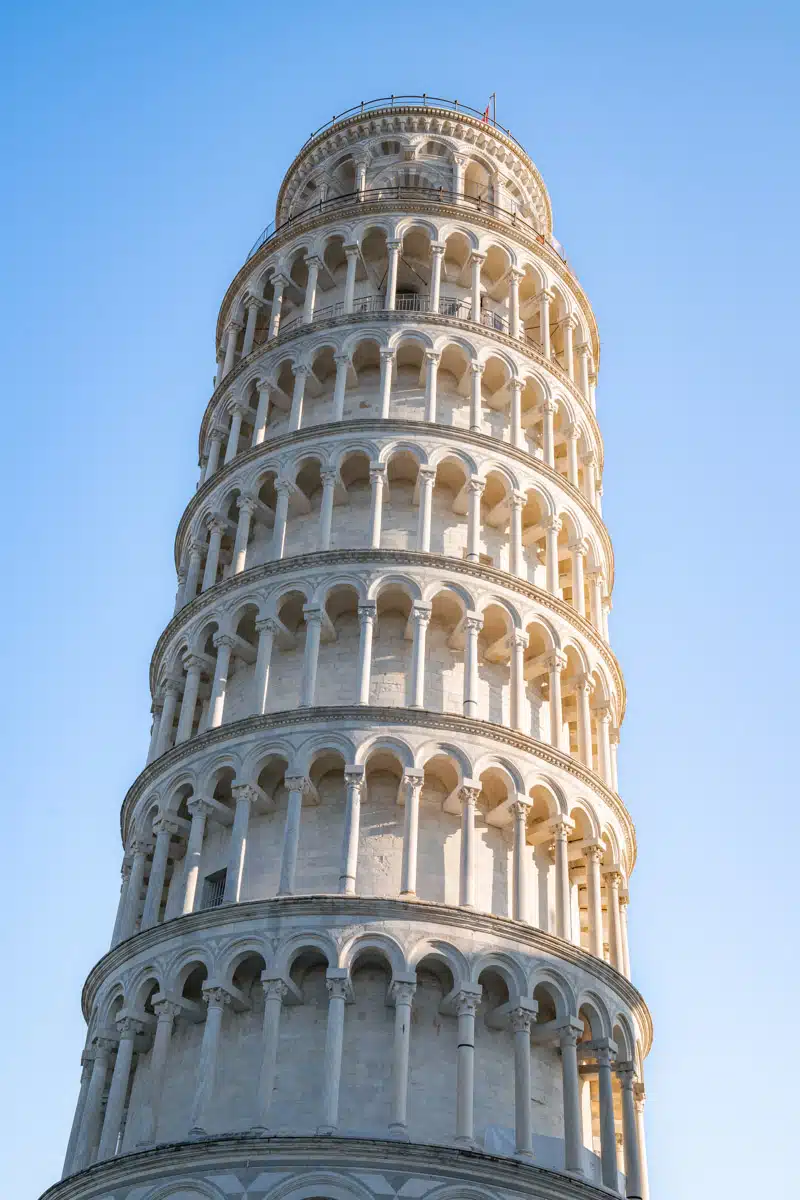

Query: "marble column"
(379, 349), (394, 418)
(224, 784), (257, 903)
(459, 784), (481, 907)
(189, 988), (232, 1135)
(289, 365), (309, 432)
(278, 776), (307, 895)
(98, 1016), (144, 1159)
(343, 245), (359, 312)
(544, 517), (562, 595)
(385, 240), (401, 309)
(61, 1052), (92, 1177)
(511, 799), (530, 921)
(583, 843), (605, 958)
(252, 381), (271, 445)
(462, 614), (483, 718)
(252, 978), (288, 1132)
(339, 767), (364, 894)
(369, 464), (386, 547)
(208, 633), (236, 729)
(389, 979), (416, 1136)
(223, 403), (247, 465)
(253, 618), (277, 715)
(141, 818), (178, 930)
(510, 1005), (535, 1157)
(319, 972), (349, 1133)
(138, 997), (182, 1146)
(400, 769), (424, 896)
(201, 517), (226, 591)
(409, 604), (431, 707)
(547, 651), (567, 750)
(509, 628), (528, 732)
(558, 1021), (585, 1174)
(596, 1043), (619, 1190)
(232, 494), (256, 574)
(301, 605), (323, 706)
(466, 477), (485, 562)
(454, 989), (481, 1144)
(268, 275), (286, 338)
(416, 465), (436, 550)
(469, 361), (484, 432)
(182, 798), (214, 914)
(176, 655), (204, 743)
(550, 820), (573, 939)
(357, 603), (376, 704)
(271, 481), (291, 559)
(332, 354), (349, 421)
(617, 1064), (643, 1198)
(424, 351), (440, 422)
(72, 1038), (115, 1171)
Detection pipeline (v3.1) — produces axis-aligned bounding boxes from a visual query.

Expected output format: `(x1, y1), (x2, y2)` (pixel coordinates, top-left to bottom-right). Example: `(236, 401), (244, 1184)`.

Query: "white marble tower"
(47, 97), (651, 1200)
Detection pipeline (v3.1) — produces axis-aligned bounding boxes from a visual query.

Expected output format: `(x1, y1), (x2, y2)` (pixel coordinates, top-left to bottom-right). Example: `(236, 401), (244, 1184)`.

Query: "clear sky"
(1, 3), (797, 1196)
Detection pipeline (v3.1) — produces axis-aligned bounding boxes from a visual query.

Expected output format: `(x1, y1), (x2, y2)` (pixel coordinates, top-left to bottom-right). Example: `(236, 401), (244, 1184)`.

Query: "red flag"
(482, 105), (490, 122)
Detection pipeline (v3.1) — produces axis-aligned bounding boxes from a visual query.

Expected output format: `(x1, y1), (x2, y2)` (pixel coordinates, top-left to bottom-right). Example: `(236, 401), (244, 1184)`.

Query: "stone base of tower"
(43, 1136), (624, 1200)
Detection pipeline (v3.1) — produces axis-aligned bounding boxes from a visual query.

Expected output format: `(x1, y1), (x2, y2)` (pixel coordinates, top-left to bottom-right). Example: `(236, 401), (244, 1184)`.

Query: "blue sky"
(1, 3), (797, 1196)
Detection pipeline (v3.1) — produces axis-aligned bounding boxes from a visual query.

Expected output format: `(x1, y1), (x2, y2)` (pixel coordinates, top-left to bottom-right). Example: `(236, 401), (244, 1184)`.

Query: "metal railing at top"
(300, 95), (525, 151)
(245, 185), (572, 276)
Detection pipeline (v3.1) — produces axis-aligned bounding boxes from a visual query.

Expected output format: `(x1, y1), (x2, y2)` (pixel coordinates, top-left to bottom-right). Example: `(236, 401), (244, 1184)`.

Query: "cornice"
(45, 1134), (620, 1200)
(79, 895), (652, 1051)
(203, 304), (603, 465)
(151, 549), (625, 717)
(179, 418), (613, 584)
(214, 198), (599, 367)
(120, 705), (636, 867)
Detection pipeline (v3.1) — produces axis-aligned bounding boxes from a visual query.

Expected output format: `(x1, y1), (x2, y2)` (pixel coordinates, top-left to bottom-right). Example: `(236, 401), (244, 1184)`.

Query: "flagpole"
(491, 92), (496, 126)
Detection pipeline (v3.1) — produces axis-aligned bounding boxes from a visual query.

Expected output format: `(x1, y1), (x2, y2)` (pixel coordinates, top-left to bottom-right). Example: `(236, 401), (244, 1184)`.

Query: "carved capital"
(509, 1007), (533, 1034)
(187, 797), (215, 820)
(546, 650), (568, 673)
(455, 989), (481, 1017)
(116, 1016), (146, 1039)
(326, 977), (350, 1002)
(202, 986), (233, 1010)
(261, 978), (289, 1002)
(153, 998), (183, 1022)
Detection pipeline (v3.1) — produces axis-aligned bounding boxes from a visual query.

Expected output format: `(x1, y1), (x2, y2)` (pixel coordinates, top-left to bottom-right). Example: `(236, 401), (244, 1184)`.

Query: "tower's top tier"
(274, 96), (553, 237)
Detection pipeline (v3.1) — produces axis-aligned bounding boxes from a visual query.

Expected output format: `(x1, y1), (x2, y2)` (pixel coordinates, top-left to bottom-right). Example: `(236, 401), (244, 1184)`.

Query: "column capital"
(255, 377), (273, 395)
(389, 979), (417, 1006)
(466, 475), (485, 495)
(402, 768), (425, 795)
(576, 340), (592, 359)
(369, 463), (388, 482)
(326, 975), (351, 1002)
(303, 253), (324, 269)
(226, 318), (244, 333)
(161, 678), (182, 699)
(357, 602), (377, 623)
(574, 671), (594, 693)
(333, 351), (351, 366)
(564, 422), (581, 441)
(546, 650), (568, 673)
(231, 782), (264, 806)
(604, 869), (625, 889)
(458, 783), (482, 807)
(469, 360), (485, 376)
(206, 513), (227, 535)
(153, 816), (180, 838)
(129, 836), (155, 856)
(547, 815), (575, 840)
(212, 632), (237, 651)
(152, 997), (183, 1021)
(387, 238), (402, 252)
(507, 266), (525, 283)
(320, 468), (339, 487)
(582, 841), (605, 864)
(468, 251), (487, 265)
(116, 1015), (147, 1039)
(508, 376), (525, 394)
(187, 797), (215, 820)
(557, 1017), (584, 1046)
(418, 464), (437, 483)
(236, 492), (258, 514)
(541, 397), (558, 415)
(509, 489), (526, 510)
(508, 1005), (535, 1033)
(284, 774), (313, 797)
(568, 538), (588, 557)
(454, 987), (482, 1016)
(561, 313), (579, 331)
(411, 603), (432, 626)
(92, 1035), (118, 1056)
(509, 628), (529, 650)
(293, 363), (311, 379)
(537, 288), (555, 304)
(430, 241), (446, 256)
(424, 349), (441, 364)
(343, 765), (366, 788)
(510, 797), (531, 821)
(615, 1060), (637, 1088)
(202, 985), (234, 1010)
(302, 604), (324, 625)
(208, 425), (226, 443)
(260, 975), (289, 1001)
(543, 515), (562, 533)
(229, 400), (249, 417)
(463, 613), (484, 634)
(255, 616), (282, 636)
(379, 347), (396, 363)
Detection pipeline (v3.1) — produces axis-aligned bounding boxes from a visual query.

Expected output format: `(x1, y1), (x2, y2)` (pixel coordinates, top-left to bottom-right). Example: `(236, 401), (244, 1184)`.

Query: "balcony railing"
(245, 185), (572, 276)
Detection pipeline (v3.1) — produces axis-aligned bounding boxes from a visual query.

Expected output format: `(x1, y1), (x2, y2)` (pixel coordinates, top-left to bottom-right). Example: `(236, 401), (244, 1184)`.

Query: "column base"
(453, 1135), (477, 1150)
(514, 1149), (536, 1162)
(387, 1123), (410, 1141)
(316, 1124), (337, 1135)
(187, 1126), (206, 1140)
(249, 1125), (270, 1136)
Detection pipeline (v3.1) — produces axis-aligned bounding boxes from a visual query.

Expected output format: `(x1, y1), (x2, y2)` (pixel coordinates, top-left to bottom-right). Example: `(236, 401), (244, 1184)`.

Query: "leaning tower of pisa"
(48, 97), (652, 1200)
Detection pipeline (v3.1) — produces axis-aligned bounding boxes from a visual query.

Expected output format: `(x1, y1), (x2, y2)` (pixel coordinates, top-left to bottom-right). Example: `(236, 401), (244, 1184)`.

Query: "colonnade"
(177, 476), (609, 642)
(113, 769), (630, 981)
(67, 972), (643, 1199)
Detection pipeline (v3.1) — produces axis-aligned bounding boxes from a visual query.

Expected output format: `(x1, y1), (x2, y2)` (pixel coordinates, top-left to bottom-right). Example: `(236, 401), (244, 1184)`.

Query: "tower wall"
(47, 99), (651, 1200)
